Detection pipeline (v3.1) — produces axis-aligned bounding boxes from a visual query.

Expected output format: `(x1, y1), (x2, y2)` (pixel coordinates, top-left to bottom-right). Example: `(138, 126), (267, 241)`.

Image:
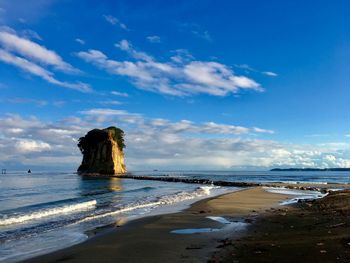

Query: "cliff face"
(77, 127), (126, 175)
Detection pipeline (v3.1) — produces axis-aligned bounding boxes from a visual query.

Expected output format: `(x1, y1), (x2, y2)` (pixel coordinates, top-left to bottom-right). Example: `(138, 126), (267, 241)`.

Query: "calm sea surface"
(0, 170), (349, 262)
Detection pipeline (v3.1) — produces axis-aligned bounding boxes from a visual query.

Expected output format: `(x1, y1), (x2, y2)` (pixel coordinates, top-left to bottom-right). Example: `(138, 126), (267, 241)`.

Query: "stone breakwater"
(107, 174), (344, 193)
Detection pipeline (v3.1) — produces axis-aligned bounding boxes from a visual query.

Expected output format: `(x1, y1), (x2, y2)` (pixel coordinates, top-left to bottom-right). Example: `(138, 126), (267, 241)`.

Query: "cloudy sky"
(0, 0), (350, 171)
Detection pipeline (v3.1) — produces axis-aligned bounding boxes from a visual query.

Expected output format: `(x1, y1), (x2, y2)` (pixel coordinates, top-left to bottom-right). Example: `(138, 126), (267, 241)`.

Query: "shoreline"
(25, 187), (293, 263)
(24, 184), (350, 263)
(83, 173), (350, 192)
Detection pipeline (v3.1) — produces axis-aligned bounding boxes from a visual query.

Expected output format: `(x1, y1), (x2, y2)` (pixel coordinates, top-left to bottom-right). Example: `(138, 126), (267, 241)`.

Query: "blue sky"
(1, 0), (350, 170)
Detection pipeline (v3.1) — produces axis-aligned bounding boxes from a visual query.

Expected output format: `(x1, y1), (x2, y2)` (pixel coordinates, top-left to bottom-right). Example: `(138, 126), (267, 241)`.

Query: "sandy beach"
(23, 184), (350, 263)
(19, 186), (304, 262)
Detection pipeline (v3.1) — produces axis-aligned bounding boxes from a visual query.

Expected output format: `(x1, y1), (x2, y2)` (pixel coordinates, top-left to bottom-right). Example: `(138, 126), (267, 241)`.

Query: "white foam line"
(263, 187), (328, 205)
(0, 200), (97, 226)
(75, 186), (216, 224)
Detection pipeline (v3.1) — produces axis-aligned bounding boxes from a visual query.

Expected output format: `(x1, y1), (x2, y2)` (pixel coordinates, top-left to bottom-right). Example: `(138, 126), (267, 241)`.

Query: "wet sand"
(25, 187), (291, 263)
(210, 189), (350, 263)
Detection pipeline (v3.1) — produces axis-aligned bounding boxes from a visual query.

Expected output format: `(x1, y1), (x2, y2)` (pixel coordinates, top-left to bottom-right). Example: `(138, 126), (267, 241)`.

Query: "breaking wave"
(0, 200), (97, 226)
(75, 186), (216, 224)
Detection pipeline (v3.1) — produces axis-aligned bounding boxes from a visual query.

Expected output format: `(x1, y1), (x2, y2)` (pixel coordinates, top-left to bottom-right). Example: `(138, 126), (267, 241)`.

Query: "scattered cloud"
(0, 49), (91, 92)
(81, 108), (273, 135)
(235, 64), (278, 77)
(0, 28), (91, 92)
(98, 100), (123, 105)
(262, 71), (278, 77)
(1, 111), (349, 170)
(52, 100), (66, 107)
(22, 29), (42, 41)
(192, 30), (211, 42)
(1, 97), (48, 107)
(178, 23), (212, 42)
(111, 91), (129, 97)
(0, 97), (68, 107)
(15, 139), (51, 153)
(147, 35), (161, 43)
(77, 39), (261, 96)
(0, 29), (79, 74)
(103, 15), (128, 31)
(75, 38), (85, 45)
(170, 49), (194, 64)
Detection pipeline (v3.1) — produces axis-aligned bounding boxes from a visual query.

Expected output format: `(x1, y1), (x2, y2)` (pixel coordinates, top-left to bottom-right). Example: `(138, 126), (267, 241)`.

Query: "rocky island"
(77, 126), (126, 175)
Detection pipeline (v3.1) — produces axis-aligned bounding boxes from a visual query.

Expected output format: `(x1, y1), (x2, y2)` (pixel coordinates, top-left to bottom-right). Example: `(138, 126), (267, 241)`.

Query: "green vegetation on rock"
(78, 126), (125, 153)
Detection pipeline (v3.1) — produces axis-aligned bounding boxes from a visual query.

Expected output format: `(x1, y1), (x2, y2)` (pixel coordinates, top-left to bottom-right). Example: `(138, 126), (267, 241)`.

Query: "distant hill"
(270, 168), (350, 171)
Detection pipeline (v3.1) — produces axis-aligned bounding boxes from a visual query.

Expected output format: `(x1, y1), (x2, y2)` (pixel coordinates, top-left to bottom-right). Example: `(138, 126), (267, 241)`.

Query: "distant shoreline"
(270, 168), (350, 171)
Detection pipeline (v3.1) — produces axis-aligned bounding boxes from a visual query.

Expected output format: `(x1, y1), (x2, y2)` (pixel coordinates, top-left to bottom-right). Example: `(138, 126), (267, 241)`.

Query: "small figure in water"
(28, 169), (31, 174)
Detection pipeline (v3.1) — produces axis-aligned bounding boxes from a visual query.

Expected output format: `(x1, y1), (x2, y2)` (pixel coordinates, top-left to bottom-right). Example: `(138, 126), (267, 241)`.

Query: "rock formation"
(77, 127), (126, 175)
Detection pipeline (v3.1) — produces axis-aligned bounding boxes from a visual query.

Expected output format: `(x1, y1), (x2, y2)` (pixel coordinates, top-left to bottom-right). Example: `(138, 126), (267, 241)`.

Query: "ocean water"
(0, 170), (349, 262)
(0, 172), (231, 262)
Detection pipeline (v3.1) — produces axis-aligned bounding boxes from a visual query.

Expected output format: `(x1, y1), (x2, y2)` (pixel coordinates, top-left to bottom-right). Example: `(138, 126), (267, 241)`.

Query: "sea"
(0, 170), (349, 262)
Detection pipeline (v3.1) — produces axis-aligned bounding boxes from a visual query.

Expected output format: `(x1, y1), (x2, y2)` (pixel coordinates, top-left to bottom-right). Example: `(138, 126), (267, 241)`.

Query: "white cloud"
(1, 112), (350, 170)
(115, 39), (154, 61)
(178, 23), (212, 42)
(235, 64), (278, 77)
(75, 38), (85, 45)
(103, 15), (128, 31)
(77, 40), (261, 96)
(2, 97), (48, 106)
(22, 29), (42, 41)
(262, 71), (278, 77)
(80, 108), (272, 136)
(192, 30), (211, 42)
(0, 29), (79, 74)
(15, 139), (51, 153)
(1, 97), (67, 107)
(111, 91), (129, 97)
(170, 49), (194, 64)
(146, 35), (161, 43)
(0, 48), (91, 92)
(99, 100), (123, 105)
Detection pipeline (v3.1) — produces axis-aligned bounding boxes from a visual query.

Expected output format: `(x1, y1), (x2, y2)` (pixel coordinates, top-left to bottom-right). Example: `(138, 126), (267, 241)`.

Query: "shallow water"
(170, 216), (248, 234)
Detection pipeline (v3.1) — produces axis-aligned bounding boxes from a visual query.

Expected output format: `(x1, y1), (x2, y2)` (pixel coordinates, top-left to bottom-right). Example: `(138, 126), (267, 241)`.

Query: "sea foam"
(75, 186), (217, 224)
(0, 200), (97, 226)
